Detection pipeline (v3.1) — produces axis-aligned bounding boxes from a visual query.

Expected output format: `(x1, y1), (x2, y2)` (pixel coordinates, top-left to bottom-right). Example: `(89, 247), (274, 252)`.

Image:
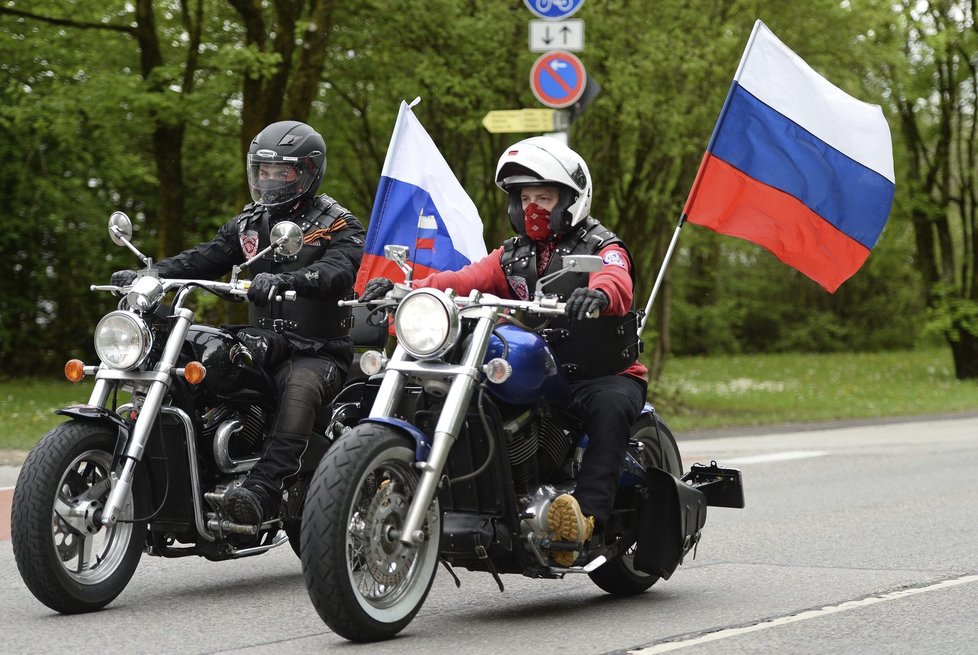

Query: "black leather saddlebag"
(633, 467), (708, 580)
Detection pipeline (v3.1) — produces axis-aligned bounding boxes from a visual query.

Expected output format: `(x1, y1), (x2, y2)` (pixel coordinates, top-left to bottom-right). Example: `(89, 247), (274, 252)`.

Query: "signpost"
(481, 109), (558, 134)
(529, 19), (584, 52)
(529, 50), (587, 109)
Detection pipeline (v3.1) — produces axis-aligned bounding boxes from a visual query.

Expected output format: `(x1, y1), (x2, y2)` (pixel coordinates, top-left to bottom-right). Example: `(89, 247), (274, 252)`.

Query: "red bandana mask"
(523, 203), (552, 241)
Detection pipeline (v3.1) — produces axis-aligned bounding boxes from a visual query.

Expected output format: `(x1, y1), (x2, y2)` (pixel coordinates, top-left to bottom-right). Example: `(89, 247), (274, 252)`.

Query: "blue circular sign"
(523, 0), (585, 20)
(530, 51), (586, 109)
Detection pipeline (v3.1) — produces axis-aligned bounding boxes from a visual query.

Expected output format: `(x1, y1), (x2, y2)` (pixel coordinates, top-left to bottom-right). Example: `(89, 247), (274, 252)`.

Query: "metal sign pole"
(637, 213), (686, 338)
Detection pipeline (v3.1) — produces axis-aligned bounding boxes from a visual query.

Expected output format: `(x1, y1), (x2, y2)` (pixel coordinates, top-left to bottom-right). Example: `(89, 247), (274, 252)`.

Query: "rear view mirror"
(270, 221), (303, 258)
(108, 212), (133, 246)
(562, 255), (603, 273)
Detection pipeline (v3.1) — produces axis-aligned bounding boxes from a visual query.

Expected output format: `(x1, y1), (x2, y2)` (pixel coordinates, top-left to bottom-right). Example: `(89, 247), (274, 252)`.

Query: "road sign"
(529, 19), (584, 52)
(529, 51), (587, 109)
(523, 0), (585, 20)
(482, 109), (558, 134)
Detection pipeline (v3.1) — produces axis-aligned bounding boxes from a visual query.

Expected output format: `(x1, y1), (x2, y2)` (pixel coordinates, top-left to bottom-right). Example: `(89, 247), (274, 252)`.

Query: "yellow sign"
(481, 108), (557, 134)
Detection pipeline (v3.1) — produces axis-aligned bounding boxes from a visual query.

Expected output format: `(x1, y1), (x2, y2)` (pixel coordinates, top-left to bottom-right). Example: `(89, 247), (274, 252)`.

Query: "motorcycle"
(300, 245), (745, 642)
(11, 211), (332, 614)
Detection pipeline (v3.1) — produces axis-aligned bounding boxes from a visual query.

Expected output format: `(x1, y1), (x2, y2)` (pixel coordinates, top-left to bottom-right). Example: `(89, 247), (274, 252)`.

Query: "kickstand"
(475, 545), (505, 592)
(440, 559), (461, 588)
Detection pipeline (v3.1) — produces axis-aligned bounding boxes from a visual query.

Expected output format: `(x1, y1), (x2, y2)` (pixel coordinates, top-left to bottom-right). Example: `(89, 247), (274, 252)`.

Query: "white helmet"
(494, 136), (592, 234)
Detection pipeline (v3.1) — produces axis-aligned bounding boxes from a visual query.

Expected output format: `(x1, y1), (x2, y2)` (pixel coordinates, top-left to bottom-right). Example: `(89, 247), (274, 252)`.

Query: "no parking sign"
(529, 50), (586, 109)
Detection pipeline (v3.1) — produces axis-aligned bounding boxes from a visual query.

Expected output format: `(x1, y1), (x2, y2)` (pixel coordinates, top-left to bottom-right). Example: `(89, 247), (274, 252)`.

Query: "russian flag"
(683, 20), (895, 293)
(354, 99), (487, 294)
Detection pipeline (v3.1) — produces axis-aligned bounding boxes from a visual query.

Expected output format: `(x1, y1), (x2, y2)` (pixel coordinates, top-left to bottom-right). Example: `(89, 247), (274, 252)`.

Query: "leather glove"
(247, 273), (293, 307)
(359, 277), (394, 302)
(111, 269), (138, 287)
(565, 288), (608, 321)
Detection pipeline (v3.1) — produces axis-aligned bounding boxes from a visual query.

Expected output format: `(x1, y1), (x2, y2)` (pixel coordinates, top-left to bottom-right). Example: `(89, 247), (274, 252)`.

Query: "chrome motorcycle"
(300, 245), (744, 642)
(12, 212), (330, 614)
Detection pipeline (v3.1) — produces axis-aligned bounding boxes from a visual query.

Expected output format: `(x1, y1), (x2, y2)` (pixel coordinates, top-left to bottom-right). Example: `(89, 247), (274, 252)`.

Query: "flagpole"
(637, 213), (686, 338)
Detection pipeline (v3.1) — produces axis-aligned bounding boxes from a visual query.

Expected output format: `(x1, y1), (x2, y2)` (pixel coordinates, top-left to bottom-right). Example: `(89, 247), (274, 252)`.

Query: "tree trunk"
(948, 326), (978, 380)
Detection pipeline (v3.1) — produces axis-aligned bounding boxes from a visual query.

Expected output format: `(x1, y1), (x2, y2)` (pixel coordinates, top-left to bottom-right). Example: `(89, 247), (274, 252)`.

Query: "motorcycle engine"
(503, 407), (573, 493)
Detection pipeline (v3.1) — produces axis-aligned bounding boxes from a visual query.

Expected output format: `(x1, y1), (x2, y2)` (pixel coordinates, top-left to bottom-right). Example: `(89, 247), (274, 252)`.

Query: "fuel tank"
(183, 325), (273, 399)
(483, 324), (570, 405)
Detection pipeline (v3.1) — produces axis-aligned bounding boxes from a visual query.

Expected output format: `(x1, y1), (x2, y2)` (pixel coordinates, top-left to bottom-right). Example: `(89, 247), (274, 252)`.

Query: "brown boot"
(547, 494), (595, 567)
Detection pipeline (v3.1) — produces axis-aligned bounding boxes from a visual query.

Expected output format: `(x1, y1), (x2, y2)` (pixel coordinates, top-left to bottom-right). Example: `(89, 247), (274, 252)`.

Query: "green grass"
(652, 347), (978, 433)
(1, 348), (976, 451)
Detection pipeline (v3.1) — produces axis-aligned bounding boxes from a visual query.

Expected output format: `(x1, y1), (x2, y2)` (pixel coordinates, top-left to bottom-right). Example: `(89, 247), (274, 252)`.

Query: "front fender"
(56, 405), (131, 434)
(359, 417), (432, 462)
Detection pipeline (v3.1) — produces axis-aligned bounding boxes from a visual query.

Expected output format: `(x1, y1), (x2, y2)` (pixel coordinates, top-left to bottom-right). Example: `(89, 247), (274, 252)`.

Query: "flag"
(683, 20), (895, 292)
(354, 99), (487, 294)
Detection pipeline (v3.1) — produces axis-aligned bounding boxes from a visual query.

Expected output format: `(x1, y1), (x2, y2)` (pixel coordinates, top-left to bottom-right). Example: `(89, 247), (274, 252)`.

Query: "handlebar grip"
(276, 290), (297, 302)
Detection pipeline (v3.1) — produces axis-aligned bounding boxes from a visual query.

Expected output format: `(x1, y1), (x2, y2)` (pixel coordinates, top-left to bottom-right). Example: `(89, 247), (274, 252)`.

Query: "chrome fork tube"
(369, 347), (409, 418)
(399, 315), (495, 546)
(101, 307), (194, 526)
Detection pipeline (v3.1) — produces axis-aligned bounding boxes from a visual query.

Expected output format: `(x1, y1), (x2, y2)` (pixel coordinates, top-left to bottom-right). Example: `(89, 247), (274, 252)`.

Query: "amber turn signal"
(65, 359), (86, 383)
(183, 361), (206, 385)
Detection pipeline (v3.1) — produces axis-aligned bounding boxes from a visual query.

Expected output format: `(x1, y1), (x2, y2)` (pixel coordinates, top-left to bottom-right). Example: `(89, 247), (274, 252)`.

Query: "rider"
(360, 136), (647, 566)
(112, 121), (365, 526)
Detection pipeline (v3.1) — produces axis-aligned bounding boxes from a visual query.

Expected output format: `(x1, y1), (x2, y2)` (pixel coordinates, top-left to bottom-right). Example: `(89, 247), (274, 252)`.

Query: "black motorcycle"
(12, 211), (331, 614)
(300, 245), (745, 642)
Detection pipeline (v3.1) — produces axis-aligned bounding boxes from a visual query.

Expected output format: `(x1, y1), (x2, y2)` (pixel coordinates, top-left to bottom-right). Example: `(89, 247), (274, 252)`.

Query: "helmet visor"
(247, 152), (324, 208)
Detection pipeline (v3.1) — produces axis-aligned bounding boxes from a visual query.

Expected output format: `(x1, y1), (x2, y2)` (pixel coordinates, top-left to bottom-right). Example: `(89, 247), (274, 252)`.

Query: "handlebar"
(340, 290), (568, 317)
(91, 278), (297, 303)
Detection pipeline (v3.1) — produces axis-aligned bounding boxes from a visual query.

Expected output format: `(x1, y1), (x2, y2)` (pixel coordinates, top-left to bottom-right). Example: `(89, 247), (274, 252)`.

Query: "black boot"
(225, 485), (267, 525)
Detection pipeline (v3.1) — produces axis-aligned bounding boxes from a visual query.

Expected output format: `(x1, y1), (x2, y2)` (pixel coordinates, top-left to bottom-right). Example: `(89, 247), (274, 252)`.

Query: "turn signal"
(484, 357), (512, 384)
(65, 359), (86, 383)
(183, 361), (207, 385)
(359, 350), (385, 376)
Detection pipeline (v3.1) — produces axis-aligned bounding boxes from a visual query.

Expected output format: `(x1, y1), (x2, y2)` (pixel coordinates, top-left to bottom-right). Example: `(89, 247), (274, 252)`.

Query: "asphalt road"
(2, 415), (977, 654)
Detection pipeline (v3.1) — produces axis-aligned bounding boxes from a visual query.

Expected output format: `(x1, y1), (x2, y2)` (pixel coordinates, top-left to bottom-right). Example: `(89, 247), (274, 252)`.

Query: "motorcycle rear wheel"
(11, 420), (147, 613)
(589, 413), (681, 595)
(301, 423), (441, 642)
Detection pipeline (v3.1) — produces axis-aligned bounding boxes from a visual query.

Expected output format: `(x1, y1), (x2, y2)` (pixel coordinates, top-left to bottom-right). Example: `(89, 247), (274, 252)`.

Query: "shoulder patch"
(602, 250), (627, 269)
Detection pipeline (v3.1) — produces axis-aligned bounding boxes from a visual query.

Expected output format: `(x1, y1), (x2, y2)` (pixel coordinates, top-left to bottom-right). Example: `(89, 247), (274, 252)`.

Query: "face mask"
(523, 203), (552, 241)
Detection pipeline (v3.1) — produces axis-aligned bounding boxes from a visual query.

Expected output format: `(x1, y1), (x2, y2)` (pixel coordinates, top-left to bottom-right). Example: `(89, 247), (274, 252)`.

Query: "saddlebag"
(633, 467), (707, 580)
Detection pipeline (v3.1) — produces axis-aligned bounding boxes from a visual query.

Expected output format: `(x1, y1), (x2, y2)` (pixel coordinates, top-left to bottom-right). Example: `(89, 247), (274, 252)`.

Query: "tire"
(11, 421), (147, 613)
(301, 423), (441, 642)
(589, 413), (681, 596)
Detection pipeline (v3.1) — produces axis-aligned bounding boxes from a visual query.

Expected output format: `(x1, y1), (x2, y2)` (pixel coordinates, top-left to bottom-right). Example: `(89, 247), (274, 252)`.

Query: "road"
(2, 415), (977, 654)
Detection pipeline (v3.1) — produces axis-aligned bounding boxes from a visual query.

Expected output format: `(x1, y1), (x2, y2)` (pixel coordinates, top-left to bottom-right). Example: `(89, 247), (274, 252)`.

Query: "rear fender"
(359, 417), (432, 462)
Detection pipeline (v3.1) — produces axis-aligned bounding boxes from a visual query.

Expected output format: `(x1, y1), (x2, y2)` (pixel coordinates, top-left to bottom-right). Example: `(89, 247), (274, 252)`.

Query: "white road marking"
(629, 574), (978, 654)
(716, 450), (828, 465)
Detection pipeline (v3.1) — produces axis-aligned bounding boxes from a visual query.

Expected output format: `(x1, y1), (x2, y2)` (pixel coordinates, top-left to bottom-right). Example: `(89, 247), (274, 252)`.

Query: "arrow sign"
(482, 108), (558, 134)
(529, 51), (587, 109)
(529, 19), (584, 52)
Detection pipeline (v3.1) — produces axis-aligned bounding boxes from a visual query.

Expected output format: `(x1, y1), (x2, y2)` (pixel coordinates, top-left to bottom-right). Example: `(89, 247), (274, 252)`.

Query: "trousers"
(567, 374), (647, 525)
(243, 353), (341, 513)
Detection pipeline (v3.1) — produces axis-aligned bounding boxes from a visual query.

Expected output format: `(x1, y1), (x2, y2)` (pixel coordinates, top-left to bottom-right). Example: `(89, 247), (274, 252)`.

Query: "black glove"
(565, 288), (608, 321)
(247, 273), (293, 307)
(359, 277), (394, 303)
(111, 269), (138, 287)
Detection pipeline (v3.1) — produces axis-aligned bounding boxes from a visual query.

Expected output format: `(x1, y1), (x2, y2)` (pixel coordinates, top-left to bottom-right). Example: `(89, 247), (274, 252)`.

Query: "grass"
(1, 348), (976, 451)
(652, 347), (978, 433)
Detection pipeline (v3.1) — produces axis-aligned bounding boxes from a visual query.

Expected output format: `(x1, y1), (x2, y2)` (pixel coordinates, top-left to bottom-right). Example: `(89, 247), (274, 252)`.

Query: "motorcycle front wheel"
(301, 423), (441, 642)
(589, 412), (681, 596)
(11, 420), (147, 613)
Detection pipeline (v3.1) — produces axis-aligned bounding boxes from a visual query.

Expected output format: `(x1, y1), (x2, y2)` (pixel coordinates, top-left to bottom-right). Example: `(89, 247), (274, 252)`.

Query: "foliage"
(0, 0), (968, 377)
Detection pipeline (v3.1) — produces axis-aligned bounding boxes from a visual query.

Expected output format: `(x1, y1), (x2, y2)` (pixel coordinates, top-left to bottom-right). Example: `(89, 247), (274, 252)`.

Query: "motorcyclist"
(359, 136), (647, 566)
(112, 120), (365, 526)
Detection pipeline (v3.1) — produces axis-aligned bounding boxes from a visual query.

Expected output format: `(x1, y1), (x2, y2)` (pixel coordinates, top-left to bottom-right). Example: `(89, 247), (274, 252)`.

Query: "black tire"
(589, 413), (681, 596)
(301, 423), (440, 642)
(11, 421), (147, 613)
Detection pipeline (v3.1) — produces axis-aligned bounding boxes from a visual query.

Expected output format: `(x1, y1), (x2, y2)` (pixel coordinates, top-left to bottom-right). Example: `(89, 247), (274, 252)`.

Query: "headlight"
(94, 311), (153, 370)
(394, 289), (460, 360)
(125, 275), (164, 312)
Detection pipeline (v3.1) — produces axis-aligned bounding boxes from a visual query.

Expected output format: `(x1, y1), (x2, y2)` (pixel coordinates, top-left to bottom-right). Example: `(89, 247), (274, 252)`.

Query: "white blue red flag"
(683, 20), (895, 292)
(354, 99), (487, 293)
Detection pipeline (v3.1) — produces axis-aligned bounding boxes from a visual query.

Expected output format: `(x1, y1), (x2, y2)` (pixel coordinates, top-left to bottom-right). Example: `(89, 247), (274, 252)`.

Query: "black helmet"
(246, 121), (326, 212)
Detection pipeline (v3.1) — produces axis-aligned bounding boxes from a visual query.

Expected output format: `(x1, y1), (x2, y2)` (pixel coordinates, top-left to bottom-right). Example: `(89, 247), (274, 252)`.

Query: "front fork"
(372, 314), (496, 546)
(98, 307), (195, 526)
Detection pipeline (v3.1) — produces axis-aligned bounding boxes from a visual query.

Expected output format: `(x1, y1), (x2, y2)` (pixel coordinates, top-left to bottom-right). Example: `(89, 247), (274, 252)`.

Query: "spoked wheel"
(12, 421), (147, 613)
(589, 412), (681, 596)
(301, 423), (441, 642)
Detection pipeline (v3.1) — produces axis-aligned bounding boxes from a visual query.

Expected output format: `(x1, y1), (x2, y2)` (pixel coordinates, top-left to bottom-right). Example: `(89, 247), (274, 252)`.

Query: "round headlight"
(394, 289), (460, 360)
(94, 311), (153, 370)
